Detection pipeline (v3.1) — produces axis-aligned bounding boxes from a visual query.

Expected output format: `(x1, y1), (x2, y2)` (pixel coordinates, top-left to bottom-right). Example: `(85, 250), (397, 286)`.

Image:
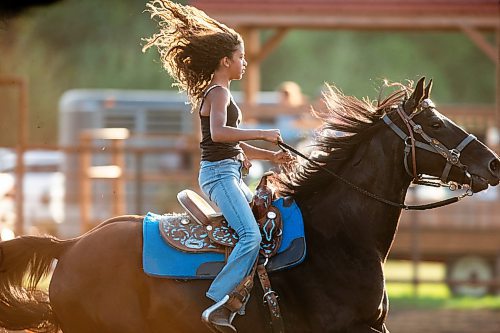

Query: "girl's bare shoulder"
(206, 85), (231, 106)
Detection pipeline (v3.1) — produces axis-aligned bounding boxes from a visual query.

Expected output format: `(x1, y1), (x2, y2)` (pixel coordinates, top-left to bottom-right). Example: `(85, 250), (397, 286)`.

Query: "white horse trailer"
(58, 89), (195, 236)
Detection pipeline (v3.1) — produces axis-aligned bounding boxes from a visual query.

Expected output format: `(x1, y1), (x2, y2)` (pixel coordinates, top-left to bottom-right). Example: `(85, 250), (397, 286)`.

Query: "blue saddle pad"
(143, 197), (306, 279)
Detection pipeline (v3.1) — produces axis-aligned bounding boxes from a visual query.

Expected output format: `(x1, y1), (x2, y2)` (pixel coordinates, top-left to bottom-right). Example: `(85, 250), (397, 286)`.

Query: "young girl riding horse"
(143, 1), (292, 331)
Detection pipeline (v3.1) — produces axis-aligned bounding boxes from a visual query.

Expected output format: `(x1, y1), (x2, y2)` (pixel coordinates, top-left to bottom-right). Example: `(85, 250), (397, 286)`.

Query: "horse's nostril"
(489, 158), (500, 176)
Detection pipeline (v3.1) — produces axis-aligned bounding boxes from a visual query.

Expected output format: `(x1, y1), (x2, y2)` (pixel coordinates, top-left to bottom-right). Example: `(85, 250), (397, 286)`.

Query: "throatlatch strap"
(257, 264), (284, 333)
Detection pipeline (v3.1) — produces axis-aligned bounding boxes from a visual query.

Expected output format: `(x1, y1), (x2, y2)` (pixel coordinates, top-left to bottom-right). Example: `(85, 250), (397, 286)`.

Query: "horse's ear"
(423, 79), (433, 100)
(404, 77), (426, 113)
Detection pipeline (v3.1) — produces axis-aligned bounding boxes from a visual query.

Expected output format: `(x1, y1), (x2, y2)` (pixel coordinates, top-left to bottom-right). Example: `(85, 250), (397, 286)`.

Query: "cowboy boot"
(202, 295), (237, 333)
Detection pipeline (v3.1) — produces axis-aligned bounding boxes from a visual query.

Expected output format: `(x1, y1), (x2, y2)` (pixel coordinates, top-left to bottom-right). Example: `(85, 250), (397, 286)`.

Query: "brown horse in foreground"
(0, 78), (499, 333)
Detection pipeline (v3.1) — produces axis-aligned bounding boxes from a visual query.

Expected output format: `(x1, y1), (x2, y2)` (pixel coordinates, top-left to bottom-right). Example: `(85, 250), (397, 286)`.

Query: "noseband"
(382, 99), (476, 189)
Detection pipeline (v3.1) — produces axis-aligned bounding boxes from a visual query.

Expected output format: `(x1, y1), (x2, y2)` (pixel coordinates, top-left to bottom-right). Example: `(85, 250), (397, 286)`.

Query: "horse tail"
(0, 235), (72, 332)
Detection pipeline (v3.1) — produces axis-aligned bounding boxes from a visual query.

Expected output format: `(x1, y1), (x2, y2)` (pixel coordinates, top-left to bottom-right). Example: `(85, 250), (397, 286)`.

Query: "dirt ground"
(3, 309), (500, 332)
(386, 309), (500, 333)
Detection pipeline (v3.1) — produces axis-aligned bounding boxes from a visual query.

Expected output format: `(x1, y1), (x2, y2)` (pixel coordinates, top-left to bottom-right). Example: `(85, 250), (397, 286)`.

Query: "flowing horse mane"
(274, 81), (413, 197)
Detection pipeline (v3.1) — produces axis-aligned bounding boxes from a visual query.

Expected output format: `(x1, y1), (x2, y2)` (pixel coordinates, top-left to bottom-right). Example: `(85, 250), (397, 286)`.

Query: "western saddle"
(174, 172), (283, 258)
(169, 172), (284, 332)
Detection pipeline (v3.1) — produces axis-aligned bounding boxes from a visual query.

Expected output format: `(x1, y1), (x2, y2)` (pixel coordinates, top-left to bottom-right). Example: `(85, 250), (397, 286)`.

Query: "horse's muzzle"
(470, 157), (500, 192)
(488, 157), (500, 182)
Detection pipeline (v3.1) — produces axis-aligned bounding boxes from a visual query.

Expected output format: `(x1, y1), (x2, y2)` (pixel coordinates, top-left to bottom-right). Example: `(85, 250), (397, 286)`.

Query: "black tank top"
(199, 85), (244, 162)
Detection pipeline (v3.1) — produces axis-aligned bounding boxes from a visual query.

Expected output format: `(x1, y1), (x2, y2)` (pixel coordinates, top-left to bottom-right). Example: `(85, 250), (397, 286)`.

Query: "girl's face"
(227, 43), (247, 80)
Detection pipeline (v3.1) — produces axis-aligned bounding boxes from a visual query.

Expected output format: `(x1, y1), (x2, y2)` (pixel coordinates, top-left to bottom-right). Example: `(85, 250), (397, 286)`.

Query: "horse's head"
(389, 77), (500, 193)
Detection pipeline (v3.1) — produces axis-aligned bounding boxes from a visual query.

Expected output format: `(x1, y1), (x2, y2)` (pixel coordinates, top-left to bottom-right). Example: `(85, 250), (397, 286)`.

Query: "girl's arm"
(240, 142), (294, 164)
(240, 142), (274, 160)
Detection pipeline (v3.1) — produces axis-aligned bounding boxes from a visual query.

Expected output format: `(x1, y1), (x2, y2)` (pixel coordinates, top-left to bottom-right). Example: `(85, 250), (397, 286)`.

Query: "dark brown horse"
(1, 78), (499, 333)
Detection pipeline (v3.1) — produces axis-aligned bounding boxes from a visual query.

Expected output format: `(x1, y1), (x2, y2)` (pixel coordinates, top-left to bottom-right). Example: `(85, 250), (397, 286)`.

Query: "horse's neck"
(349, 131), (411, 204)
(303, 129), (411, 260)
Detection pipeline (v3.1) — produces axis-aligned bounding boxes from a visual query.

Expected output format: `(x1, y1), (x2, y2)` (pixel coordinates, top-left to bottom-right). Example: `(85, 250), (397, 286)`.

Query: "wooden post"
(110, 138), (125, 216)
(16, 79), (27, 236)
(0, 77), (28, 236)
(240, 27), (260, 105)
(135, 151), (144, 214)
(78, 128), (129, 232)
(238, 27), (289, 106)
(79, 134), (92, 233)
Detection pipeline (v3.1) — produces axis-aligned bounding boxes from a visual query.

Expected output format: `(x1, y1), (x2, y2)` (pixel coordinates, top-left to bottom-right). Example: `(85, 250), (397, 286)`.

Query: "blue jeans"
(198, 158), (261, 302)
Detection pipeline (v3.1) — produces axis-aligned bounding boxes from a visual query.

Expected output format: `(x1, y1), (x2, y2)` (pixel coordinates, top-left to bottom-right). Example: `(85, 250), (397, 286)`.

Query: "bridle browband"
(277, 98), (475, 210)
(382, 98), (476, 189)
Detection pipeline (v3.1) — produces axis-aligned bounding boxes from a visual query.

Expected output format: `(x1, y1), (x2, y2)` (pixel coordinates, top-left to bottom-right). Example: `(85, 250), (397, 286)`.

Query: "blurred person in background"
(278, 81), (305, 107)
(142, 1), (293, 331)
(276, 80), (316, 146)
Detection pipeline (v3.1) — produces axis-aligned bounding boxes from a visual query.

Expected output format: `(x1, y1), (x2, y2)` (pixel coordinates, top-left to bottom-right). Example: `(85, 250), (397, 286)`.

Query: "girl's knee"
(238, 225), (261, 246)
(245, 229), (262, 248)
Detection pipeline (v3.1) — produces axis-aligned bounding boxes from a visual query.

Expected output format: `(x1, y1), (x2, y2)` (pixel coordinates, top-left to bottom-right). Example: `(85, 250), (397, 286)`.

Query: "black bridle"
(382, 98), (476, 189)
(277, 99), (474, 210)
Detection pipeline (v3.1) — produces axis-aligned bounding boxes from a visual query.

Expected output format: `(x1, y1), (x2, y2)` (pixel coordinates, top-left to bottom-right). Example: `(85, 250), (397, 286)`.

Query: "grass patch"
(387, 283), (500, 310)
(385, 260), (500, 310)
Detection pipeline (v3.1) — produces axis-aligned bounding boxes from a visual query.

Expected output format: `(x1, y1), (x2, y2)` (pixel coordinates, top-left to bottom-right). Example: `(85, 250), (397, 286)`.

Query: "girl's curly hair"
(142, 0), (242, 110)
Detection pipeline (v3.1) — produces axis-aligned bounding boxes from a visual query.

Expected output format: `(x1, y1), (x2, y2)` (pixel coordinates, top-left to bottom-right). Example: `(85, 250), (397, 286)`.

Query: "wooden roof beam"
(460, 25), (498, 65)
(247, 28), (289, 64)
(217, 14), (499, 31)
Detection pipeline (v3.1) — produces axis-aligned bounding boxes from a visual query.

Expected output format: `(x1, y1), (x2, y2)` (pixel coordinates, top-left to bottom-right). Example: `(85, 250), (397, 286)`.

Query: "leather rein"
(278, 98), (475, 211)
